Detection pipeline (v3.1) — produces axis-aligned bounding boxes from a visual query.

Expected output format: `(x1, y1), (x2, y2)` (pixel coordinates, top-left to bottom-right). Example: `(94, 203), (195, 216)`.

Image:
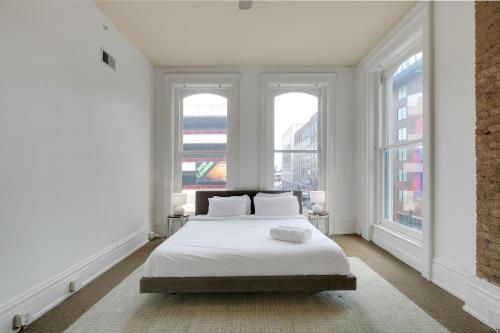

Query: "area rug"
(64, 258), (449, 333)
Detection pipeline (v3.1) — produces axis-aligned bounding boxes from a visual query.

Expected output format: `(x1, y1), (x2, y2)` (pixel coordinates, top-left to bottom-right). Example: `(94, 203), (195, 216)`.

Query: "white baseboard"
(334, 219), (356, 235)
(464, 276), (500, 330)
(153, 223), (165, 236)
(0, 228), (150, 333)
(372, 225), (422, 272)
(431, 258), (470, 300)
(430, 258), (500, 330)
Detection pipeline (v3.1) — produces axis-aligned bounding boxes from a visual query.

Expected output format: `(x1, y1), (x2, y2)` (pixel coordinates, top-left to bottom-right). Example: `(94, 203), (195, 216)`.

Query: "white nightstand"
(306, 212), (330, 235)
(165, 214), (190, 238)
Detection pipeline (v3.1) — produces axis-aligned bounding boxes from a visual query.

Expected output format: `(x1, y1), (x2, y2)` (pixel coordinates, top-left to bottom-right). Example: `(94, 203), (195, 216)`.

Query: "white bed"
(144, 215), (351, 278)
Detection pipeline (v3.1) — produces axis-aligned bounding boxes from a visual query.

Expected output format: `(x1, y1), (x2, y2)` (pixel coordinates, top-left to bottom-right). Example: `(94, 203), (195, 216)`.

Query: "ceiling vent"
(101, 48), (116, 71)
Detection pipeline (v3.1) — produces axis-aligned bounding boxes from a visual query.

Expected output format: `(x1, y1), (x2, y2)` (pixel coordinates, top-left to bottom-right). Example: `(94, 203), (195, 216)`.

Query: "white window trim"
(357, 3), (432, 278)
(378, 40), (426, 243)
(163, 74), (240, 215)
(260, 73), (336, 230)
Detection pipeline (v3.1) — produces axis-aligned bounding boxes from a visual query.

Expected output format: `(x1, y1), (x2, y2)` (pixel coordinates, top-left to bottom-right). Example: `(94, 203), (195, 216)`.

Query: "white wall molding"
(372, 225), (423, 272)
(431, 258), (470, 301)
(464, 277), (500, 329)
(334, 219), (356, 235)
(430, 258), (500, 330)
(0, 228), (149, 333)
(359, 2), (429, 70)
(153, 223), (165, 236)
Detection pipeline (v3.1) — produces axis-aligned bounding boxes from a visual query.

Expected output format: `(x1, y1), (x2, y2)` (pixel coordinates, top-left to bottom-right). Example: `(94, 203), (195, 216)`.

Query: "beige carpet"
(64, 258), (449, 333)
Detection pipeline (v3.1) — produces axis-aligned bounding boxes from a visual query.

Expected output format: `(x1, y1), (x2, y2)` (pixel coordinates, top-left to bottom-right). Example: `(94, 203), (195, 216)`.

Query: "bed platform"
(140, 274), (356, 293)
(140, 190), (357, 293)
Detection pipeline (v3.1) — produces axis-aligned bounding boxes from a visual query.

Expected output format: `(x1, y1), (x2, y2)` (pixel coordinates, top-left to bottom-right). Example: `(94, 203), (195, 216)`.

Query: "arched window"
(273, 91), (320, 210)
(382, 51), (424, 232)
(181, 93), (228, 212)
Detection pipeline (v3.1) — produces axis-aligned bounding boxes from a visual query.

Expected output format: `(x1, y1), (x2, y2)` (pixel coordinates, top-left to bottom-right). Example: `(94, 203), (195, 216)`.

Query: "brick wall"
(475, 1), (500, 286)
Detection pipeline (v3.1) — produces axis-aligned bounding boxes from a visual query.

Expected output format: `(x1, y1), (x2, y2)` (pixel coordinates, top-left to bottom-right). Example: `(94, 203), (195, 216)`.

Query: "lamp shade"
(310, 191), (325, 203)
(171, 193), (187, 206)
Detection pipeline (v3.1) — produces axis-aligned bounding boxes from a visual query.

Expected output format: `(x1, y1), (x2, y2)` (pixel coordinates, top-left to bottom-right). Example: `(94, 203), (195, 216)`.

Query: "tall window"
(273, 91), (320, 209)
(181, 92), (228, 212)
(382, 52), (424, 232)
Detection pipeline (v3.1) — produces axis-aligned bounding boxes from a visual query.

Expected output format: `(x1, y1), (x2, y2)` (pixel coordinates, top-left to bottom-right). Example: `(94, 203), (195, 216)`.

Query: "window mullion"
(380, 139), (424, 150)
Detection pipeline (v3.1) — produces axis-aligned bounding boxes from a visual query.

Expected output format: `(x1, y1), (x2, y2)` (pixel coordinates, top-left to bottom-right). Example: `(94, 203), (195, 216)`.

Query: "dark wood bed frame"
(140, 190), (357, 293)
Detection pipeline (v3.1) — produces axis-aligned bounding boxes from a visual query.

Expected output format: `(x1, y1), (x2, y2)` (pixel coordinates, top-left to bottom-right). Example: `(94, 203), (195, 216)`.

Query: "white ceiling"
(95, 1), (416, 67)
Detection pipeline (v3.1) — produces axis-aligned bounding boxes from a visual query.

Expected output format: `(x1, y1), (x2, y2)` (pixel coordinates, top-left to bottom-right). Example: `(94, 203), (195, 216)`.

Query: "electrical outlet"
(69, 280), (76, 293)
(13, 311), (31, 329)
(69, 278), (81, 293)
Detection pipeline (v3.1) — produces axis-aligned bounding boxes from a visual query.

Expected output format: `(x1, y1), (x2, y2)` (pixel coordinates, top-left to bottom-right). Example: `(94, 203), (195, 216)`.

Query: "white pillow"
(254, 196), (300, 216)
(255, 191), (293, 198)
(212, 195), (251, 214)
(207, 197), (247, 217)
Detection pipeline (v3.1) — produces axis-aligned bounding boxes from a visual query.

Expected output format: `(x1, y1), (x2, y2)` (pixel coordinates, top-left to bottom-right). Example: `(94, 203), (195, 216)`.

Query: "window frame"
(260, 73), (335, 216)
(378, 47), (426, 241)
(179, 89), (230, 192)
(165, 74), (240, 214)
(271, 88), (322, 207)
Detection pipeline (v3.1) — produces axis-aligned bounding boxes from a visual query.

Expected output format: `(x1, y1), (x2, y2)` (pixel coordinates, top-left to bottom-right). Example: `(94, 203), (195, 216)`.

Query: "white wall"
(432, 0), (477, 292)
(0, 1), (153, 330)
(431, 4), (500, 327)
(153, 67), (356, 234)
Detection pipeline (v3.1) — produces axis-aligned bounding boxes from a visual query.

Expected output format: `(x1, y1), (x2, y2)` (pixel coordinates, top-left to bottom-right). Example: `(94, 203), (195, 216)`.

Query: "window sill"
(373, 223), (423, 248)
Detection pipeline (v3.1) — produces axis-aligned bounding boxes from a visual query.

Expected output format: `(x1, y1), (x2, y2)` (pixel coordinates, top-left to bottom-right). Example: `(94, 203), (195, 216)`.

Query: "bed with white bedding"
(140, 191), (356, 293)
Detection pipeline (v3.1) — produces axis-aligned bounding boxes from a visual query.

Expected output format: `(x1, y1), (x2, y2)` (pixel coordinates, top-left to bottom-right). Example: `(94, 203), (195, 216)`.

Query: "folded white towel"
(270, 226), (312, 243)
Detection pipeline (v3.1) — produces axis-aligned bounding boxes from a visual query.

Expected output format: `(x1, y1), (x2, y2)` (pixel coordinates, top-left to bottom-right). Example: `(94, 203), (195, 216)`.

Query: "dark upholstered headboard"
(195, 190), (303, 215)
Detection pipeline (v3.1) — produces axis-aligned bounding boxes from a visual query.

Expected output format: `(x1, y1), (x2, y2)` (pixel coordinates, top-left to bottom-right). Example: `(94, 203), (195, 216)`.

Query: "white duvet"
(143, 215), (350, 277)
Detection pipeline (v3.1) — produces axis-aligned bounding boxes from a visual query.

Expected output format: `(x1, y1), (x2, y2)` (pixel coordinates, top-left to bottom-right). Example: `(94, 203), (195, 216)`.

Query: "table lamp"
(172, 193), (187, 216)
(310, 191), (326, 214)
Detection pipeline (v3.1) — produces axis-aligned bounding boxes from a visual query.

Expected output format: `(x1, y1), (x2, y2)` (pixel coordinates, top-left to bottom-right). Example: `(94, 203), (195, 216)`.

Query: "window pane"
(388, 52), (423, 144)
(398, 148), (407, 161)
(274, 152), (319, 209)
(182, 152), (226, 213)
(383, 143), (423, 231)
(183, 93), (227, 152)
(274, 92), (319, 150)
(397, 106), (407, 121)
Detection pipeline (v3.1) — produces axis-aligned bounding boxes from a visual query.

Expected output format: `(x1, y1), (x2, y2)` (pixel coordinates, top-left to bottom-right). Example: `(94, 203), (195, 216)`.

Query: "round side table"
(307, 212), (330, 235)
(166, 214), (190, 238)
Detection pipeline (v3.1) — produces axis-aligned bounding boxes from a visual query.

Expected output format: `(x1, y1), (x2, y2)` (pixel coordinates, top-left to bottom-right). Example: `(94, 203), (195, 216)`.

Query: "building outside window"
(383, 52), (424, 231)
(398, 190), (404, 202)
(397, 86), (406, 100)
(398, 148), (407, 161)
(397, 106), (407, 120)
(398, 169), (407, 182)
(397, 127), (407, 141)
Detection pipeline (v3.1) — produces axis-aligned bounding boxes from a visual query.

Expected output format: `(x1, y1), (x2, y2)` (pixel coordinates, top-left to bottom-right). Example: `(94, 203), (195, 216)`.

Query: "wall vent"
(101, 48), (116, 71)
